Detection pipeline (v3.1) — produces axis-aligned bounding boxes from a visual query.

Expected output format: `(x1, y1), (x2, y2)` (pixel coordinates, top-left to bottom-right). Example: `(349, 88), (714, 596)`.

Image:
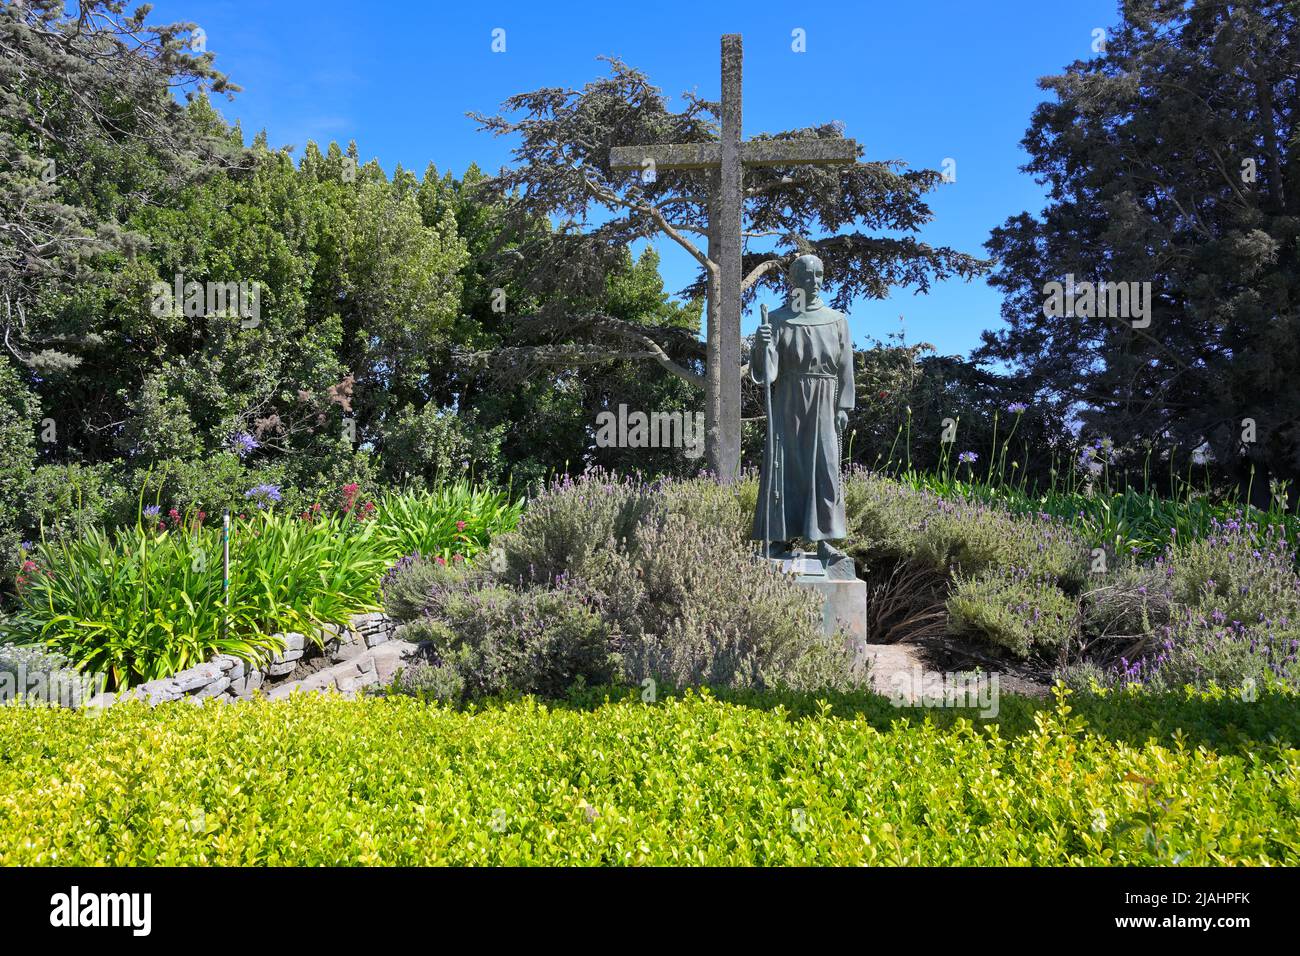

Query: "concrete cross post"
(717, 34), (744, 482)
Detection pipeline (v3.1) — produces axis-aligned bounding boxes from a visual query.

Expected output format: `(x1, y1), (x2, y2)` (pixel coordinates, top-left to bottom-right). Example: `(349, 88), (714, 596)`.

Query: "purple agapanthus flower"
(143, 505), (161, 518)
(244, 483), (282, 505)
(958, 451), (978, 464)
(231, 432), (259, 458)
(1007, 402), (1028, 415)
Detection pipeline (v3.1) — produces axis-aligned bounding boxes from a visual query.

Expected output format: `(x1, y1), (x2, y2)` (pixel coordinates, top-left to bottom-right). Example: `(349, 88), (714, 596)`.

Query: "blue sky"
(151, 0), (1121, 359)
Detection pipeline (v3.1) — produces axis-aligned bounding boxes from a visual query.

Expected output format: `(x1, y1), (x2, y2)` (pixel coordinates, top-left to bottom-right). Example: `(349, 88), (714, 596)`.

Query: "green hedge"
(0, 686), (1295, 865)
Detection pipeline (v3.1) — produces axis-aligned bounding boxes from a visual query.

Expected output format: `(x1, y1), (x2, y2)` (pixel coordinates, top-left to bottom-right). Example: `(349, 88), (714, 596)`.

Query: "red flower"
(456, 520), (466, 532)
(341, 483), (360, 513)
(878, 390), (889, 399)
(435, 555), (447, 566)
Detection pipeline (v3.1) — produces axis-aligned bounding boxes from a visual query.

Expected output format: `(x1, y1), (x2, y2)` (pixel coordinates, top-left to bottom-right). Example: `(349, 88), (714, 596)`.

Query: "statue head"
(788, 254), (824, 310)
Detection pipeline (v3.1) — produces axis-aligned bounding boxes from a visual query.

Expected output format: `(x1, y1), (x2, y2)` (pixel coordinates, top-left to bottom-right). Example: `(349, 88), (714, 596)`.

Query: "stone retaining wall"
(84, 611), (417, 708)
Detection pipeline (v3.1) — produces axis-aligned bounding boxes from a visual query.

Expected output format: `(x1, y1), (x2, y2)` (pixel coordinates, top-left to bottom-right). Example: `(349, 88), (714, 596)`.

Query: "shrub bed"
(384, 471), (859, 701)
(1065, 515), (1300, 690)
(0, 686), (1295, 865)
(1, 484), (522, 689)
(947, 567), (1078, 657)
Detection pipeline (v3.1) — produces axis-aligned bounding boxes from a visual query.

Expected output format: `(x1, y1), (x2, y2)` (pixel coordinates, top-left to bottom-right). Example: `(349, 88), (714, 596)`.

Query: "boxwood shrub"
(0, 685), (1295, 866)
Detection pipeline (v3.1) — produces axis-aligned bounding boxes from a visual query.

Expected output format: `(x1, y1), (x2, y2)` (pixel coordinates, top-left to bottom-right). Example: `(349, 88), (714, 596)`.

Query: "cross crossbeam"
(609, 138), (857, 172)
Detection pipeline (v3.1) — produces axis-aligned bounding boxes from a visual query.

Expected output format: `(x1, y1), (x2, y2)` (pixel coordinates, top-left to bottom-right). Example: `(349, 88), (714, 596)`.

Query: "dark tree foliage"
(0, 0), (239, 373)
(979, 0), (1299, 494)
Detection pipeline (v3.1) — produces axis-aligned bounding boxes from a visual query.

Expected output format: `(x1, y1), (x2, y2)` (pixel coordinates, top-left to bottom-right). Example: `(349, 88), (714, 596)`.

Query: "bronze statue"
(752, 254), (855, 568)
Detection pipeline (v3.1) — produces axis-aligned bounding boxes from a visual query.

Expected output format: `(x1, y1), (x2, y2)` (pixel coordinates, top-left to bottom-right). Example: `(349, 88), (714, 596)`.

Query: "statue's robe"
(751, 303), (854, 543)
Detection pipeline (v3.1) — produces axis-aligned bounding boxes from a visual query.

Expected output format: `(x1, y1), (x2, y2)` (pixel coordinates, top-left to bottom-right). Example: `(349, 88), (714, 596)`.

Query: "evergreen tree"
(979, 0), (1299, 492)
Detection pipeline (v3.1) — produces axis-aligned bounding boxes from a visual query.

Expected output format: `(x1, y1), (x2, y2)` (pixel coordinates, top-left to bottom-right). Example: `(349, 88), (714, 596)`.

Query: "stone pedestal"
(768, 550), (867, 666)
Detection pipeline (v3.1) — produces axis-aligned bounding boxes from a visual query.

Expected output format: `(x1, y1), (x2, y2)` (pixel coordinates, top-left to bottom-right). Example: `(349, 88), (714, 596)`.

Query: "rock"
(82, 691), (117, 710)
(338, 667), (379, 693)
(350, 611), (391, 635)
(371, 642), (419, 684)
(266, 681), (301, 701)
(297, 673), (338, 694)
(172, 663), (224, 693)
(131, 679), (182, 704)
(211, 655), (245, 681)
(351, 611), (395, 648)
(194, 676), (232, 699)
(281, 632), (306, 652)
(268, 660), (298, 677)
(330, 640), (368, 663)
(266, 681), (334, 701)
(270, 647), (303, 666)
(230, 669), (264, 698)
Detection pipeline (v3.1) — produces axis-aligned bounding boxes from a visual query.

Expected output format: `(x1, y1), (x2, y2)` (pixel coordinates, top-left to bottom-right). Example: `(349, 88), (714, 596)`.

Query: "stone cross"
(609, 33), (858, 480)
